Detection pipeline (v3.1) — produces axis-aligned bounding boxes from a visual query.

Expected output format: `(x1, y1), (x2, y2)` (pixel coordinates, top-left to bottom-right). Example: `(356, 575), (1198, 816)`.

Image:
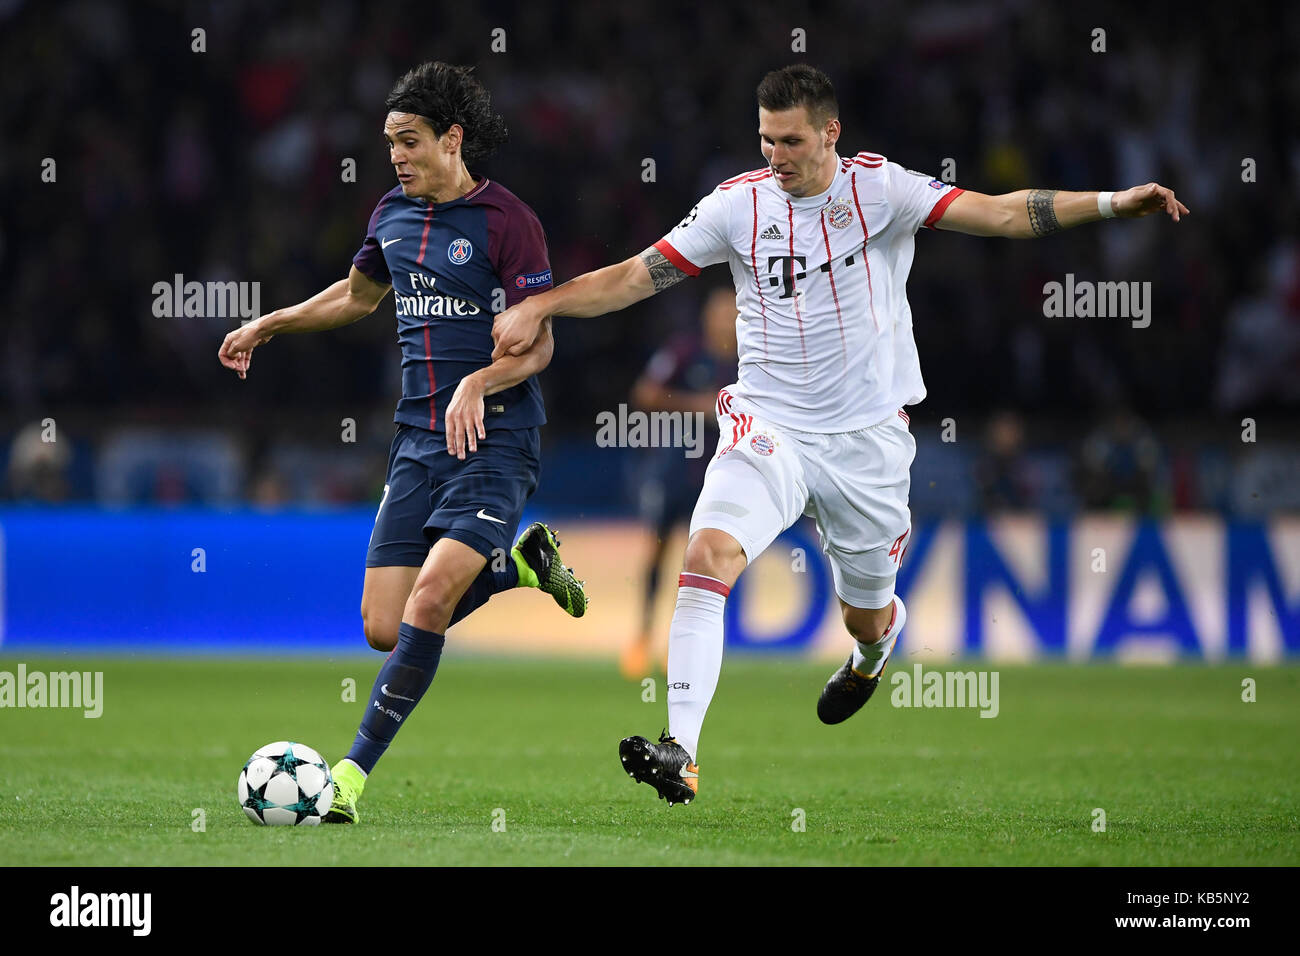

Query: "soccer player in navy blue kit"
(219, 62), (586, 823)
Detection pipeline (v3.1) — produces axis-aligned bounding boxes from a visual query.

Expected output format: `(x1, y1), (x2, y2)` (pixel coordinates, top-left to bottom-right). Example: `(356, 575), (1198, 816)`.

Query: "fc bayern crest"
(750, 434), (775, 456)
(827, 199), (854, 229)
(447, 238), (473, 265)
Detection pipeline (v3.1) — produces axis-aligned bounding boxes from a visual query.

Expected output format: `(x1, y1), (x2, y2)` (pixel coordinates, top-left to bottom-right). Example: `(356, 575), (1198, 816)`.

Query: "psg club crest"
(447, 238), (473, 265)
(827, 199), (854, 229)
(750, 434), (776, 456)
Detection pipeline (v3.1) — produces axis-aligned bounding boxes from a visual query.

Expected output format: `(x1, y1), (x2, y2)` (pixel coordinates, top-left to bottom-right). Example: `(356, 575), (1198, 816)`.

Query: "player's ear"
(443, 123), (465, 153)
(824, 118), (840, 149)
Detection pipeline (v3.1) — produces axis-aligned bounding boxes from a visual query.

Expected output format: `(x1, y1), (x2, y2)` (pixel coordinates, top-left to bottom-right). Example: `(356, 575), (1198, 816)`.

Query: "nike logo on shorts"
(476, 509), (506, 524)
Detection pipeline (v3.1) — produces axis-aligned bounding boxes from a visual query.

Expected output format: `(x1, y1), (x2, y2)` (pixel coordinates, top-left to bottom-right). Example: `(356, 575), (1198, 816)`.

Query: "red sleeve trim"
(924, 187), (965, 230)
(653, 238), (702, 277)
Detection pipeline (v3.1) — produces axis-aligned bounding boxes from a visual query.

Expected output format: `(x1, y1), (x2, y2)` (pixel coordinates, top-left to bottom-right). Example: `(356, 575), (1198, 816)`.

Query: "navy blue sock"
(447, 559), (519, 628)
(345, 622), (445, 774)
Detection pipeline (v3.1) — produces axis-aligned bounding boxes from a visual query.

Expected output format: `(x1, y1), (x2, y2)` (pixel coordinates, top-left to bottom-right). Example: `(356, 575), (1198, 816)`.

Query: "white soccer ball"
(237, 741), (334, 826)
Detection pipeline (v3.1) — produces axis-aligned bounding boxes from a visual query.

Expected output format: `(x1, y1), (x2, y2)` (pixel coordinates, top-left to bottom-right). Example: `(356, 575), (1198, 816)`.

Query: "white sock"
(666, 573), (729, 764)
(851, 596), (906, 676)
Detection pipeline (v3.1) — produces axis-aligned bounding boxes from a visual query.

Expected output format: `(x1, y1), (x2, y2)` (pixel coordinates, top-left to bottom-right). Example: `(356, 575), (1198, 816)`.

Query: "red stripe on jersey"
(786, 201), (807, 364)
(849, 172), (879, 333)
(818, 208), (847, 363)
(652, 238), (701, 277)
(416, 205), (434, 264)
(750, 187), (769, 352)
(422, 322), (437, 430)
(678, 572), (731, 597)
(924, 187), (966, 230)
(718, 167), (770, 188)
(842, 151), (884, 170)
(719, 166), (768, 187)
(720, 170), (773, 191)
(852, 159), (883, 169)
(898, 409), (910, 424)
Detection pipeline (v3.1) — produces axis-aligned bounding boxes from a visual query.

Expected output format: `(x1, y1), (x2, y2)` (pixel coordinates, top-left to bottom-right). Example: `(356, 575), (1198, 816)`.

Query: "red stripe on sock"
(678, 573), (731, 597)
(882, 599), (898, 636)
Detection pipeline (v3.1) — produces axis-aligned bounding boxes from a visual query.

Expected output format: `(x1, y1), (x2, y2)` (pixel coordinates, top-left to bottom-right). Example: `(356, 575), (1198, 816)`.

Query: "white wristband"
(1097, 191), (1116, 219)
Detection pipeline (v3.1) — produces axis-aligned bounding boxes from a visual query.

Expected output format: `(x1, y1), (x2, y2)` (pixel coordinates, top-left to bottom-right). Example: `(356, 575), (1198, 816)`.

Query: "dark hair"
(756, 64), (838, 127)
(385, 61), (508, 163)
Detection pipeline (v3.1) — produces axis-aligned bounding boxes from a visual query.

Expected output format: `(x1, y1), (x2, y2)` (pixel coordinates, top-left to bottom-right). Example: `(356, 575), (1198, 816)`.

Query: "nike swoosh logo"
(476, 509), (506, 524)
(380, 683), (415, 701)
(381, 237), (402, 249)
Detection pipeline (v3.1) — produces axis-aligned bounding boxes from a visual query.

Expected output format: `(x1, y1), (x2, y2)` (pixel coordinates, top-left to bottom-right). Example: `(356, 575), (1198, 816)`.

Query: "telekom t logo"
(767, 255), (806, 298)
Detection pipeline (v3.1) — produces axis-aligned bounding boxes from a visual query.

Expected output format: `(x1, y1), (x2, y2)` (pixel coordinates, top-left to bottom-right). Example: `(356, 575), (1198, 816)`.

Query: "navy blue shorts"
(366, 424), (541, 568)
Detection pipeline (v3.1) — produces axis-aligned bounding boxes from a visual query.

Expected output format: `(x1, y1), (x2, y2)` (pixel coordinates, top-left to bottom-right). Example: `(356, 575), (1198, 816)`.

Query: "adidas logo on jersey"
(759, 224), (784, 240)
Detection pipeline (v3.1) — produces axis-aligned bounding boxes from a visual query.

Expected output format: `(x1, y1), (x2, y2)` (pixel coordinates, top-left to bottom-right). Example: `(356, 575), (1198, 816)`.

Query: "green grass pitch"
(1, 655), (1297, 865)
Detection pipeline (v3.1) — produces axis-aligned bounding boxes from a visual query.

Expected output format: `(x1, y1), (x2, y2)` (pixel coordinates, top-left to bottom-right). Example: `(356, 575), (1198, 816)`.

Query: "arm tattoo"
(1026, 189), (1061, 237)
(639, 247), (689, 292)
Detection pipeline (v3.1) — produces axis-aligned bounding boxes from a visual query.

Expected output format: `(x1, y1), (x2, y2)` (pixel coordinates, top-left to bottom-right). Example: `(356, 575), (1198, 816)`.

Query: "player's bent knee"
(361, 614), (399, 652)
(404, 580), (459, 632)
(682, 528), (747, 587)
(360, 565), (420, 651)
(842, 603), (894, 644)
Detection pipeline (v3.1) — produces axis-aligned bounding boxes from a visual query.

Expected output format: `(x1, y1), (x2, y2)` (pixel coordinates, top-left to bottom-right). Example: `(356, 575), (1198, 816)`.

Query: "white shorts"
(688, 388), (915, 609)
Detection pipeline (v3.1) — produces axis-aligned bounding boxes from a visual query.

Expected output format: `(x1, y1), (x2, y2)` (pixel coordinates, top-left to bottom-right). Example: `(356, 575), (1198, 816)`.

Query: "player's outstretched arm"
(218, 266), (392, 379)
(445, 317), (555, 460)
(491, 248), (673, 359)
(935, 182), (1188, 238)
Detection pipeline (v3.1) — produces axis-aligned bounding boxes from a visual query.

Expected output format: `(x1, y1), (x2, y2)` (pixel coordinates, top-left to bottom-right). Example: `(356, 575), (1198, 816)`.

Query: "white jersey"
(655, 153), (964, 432)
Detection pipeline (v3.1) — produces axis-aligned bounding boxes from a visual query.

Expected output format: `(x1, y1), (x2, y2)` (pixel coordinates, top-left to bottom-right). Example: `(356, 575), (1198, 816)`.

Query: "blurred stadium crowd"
(2, 0), (1297, 515)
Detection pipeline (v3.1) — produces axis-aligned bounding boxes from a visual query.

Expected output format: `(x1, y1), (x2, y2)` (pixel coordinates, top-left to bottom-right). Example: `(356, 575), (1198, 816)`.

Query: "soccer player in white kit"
(492, 64), (1188, 806)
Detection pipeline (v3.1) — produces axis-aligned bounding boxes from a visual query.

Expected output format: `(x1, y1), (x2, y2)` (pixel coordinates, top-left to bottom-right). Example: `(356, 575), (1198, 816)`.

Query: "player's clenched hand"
(445, 372), (487, 460)
(491, 299), (546, 360)
(218, 317), (276, 380)
(1113, 183), (1189, 222)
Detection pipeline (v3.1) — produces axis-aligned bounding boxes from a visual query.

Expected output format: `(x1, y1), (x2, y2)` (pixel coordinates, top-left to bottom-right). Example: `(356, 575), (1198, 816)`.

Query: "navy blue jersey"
(638, 332), (738, 486)
(642, 333), (737, 408)
(353, 176), (554, 434)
